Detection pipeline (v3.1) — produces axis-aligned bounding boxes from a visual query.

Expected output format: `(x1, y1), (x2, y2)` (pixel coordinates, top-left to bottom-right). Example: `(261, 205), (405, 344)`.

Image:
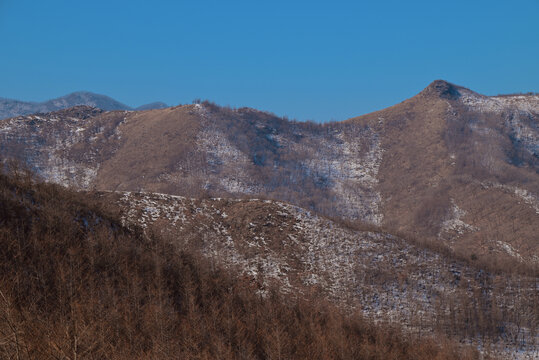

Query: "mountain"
(0, 168), (483, 359)
(99, 190), (537, 354)
(0, 80), (538, 357)
(1, 80), (536, 270)
(135, 101), (169, 110)
(0, 91), (168, 119)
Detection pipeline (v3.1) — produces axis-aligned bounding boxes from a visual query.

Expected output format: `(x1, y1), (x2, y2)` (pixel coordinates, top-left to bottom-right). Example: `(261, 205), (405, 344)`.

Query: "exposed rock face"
(0, 81), (538, 265)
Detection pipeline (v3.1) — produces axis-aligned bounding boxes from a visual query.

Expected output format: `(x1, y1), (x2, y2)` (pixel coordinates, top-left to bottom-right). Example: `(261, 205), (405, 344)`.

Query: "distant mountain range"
(0, 91), (168, 119)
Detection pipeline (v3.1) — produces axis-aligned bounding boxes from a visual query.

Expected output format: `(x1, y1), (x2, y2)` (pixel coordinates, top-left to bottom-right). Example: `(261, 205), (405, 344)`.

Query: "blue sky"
(0, 0), (538, 121)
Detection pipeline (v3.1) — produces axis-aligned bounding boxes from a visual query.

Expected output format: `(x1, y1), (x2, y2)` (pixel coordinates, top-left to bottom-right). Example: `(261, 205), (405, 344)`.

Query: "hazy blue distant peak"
(0, 92), (168, 119)
(43, 91), (132, 111)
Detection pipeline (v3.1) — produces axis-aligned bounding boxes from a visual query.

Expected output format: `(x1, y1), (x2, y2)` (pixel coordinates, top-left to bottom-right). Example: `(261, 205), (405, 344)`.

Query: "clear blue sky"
(1, 0), (538, 121)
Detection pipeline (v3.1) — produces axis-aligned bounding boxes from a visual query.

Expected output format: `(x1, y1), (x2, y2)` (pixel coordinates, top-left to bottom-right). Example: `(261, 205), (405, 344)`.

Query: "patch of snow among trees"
(439, 199), (478, 238)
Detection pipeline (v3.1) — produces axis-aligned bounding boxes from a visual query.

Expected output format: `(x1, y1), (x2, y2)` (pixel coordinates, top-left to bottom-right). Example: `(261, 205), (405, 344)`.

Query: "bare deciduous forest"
(0, 165), (487, 359)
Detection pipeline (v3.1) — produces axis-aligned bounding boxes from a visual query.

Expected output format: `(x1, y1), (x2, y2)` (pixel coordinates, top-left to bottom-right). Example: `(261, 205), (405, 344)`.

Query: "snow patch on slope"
(439, 199), (478, 239)
(459, 90), (539, 160)
(459, 90), (539, 114)
(481, 182), (539, 215)
(290, 126), (384, 224)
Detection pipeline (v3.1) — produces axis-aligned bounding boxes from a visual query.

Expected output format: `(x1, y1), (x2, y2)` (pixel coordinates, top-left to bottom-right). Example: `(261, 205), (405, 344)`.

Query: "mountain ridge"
(0, 80), (537, 268)
(0, 91), (168, 119)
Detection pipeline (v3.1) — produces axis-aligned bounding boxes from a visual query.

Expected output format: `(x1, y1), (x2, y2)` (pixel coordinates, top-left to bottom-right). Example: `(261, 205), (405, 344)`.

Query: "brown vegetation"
(0, 165), (484, 359)
(1, 82), (537, 269)
(110, 190), (538, 355)
(346, 82), (539, 269)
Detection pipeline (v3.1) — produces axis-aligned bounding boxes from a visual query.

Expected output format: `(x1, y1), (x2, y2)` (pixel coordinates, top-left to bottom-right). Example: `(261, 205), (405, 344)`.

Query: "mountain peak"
(46, 92), (132, 111)
(420, 80), (462, 100)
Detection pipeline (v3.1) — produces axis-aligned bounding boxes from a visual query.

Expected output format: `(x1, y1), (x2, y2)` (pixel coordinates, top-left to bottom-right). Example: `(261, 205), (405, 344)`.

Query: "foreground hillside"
(100, 190), (538, 357)
(0, 81), (537, 270)
(0, 167), (481, 359)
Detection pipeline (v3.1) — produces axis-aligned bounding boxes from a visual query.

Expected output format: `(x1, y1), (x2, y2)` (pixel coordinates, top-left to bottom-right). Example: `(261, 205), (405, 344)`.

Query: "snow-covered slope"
(107, 190), (538, 358)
